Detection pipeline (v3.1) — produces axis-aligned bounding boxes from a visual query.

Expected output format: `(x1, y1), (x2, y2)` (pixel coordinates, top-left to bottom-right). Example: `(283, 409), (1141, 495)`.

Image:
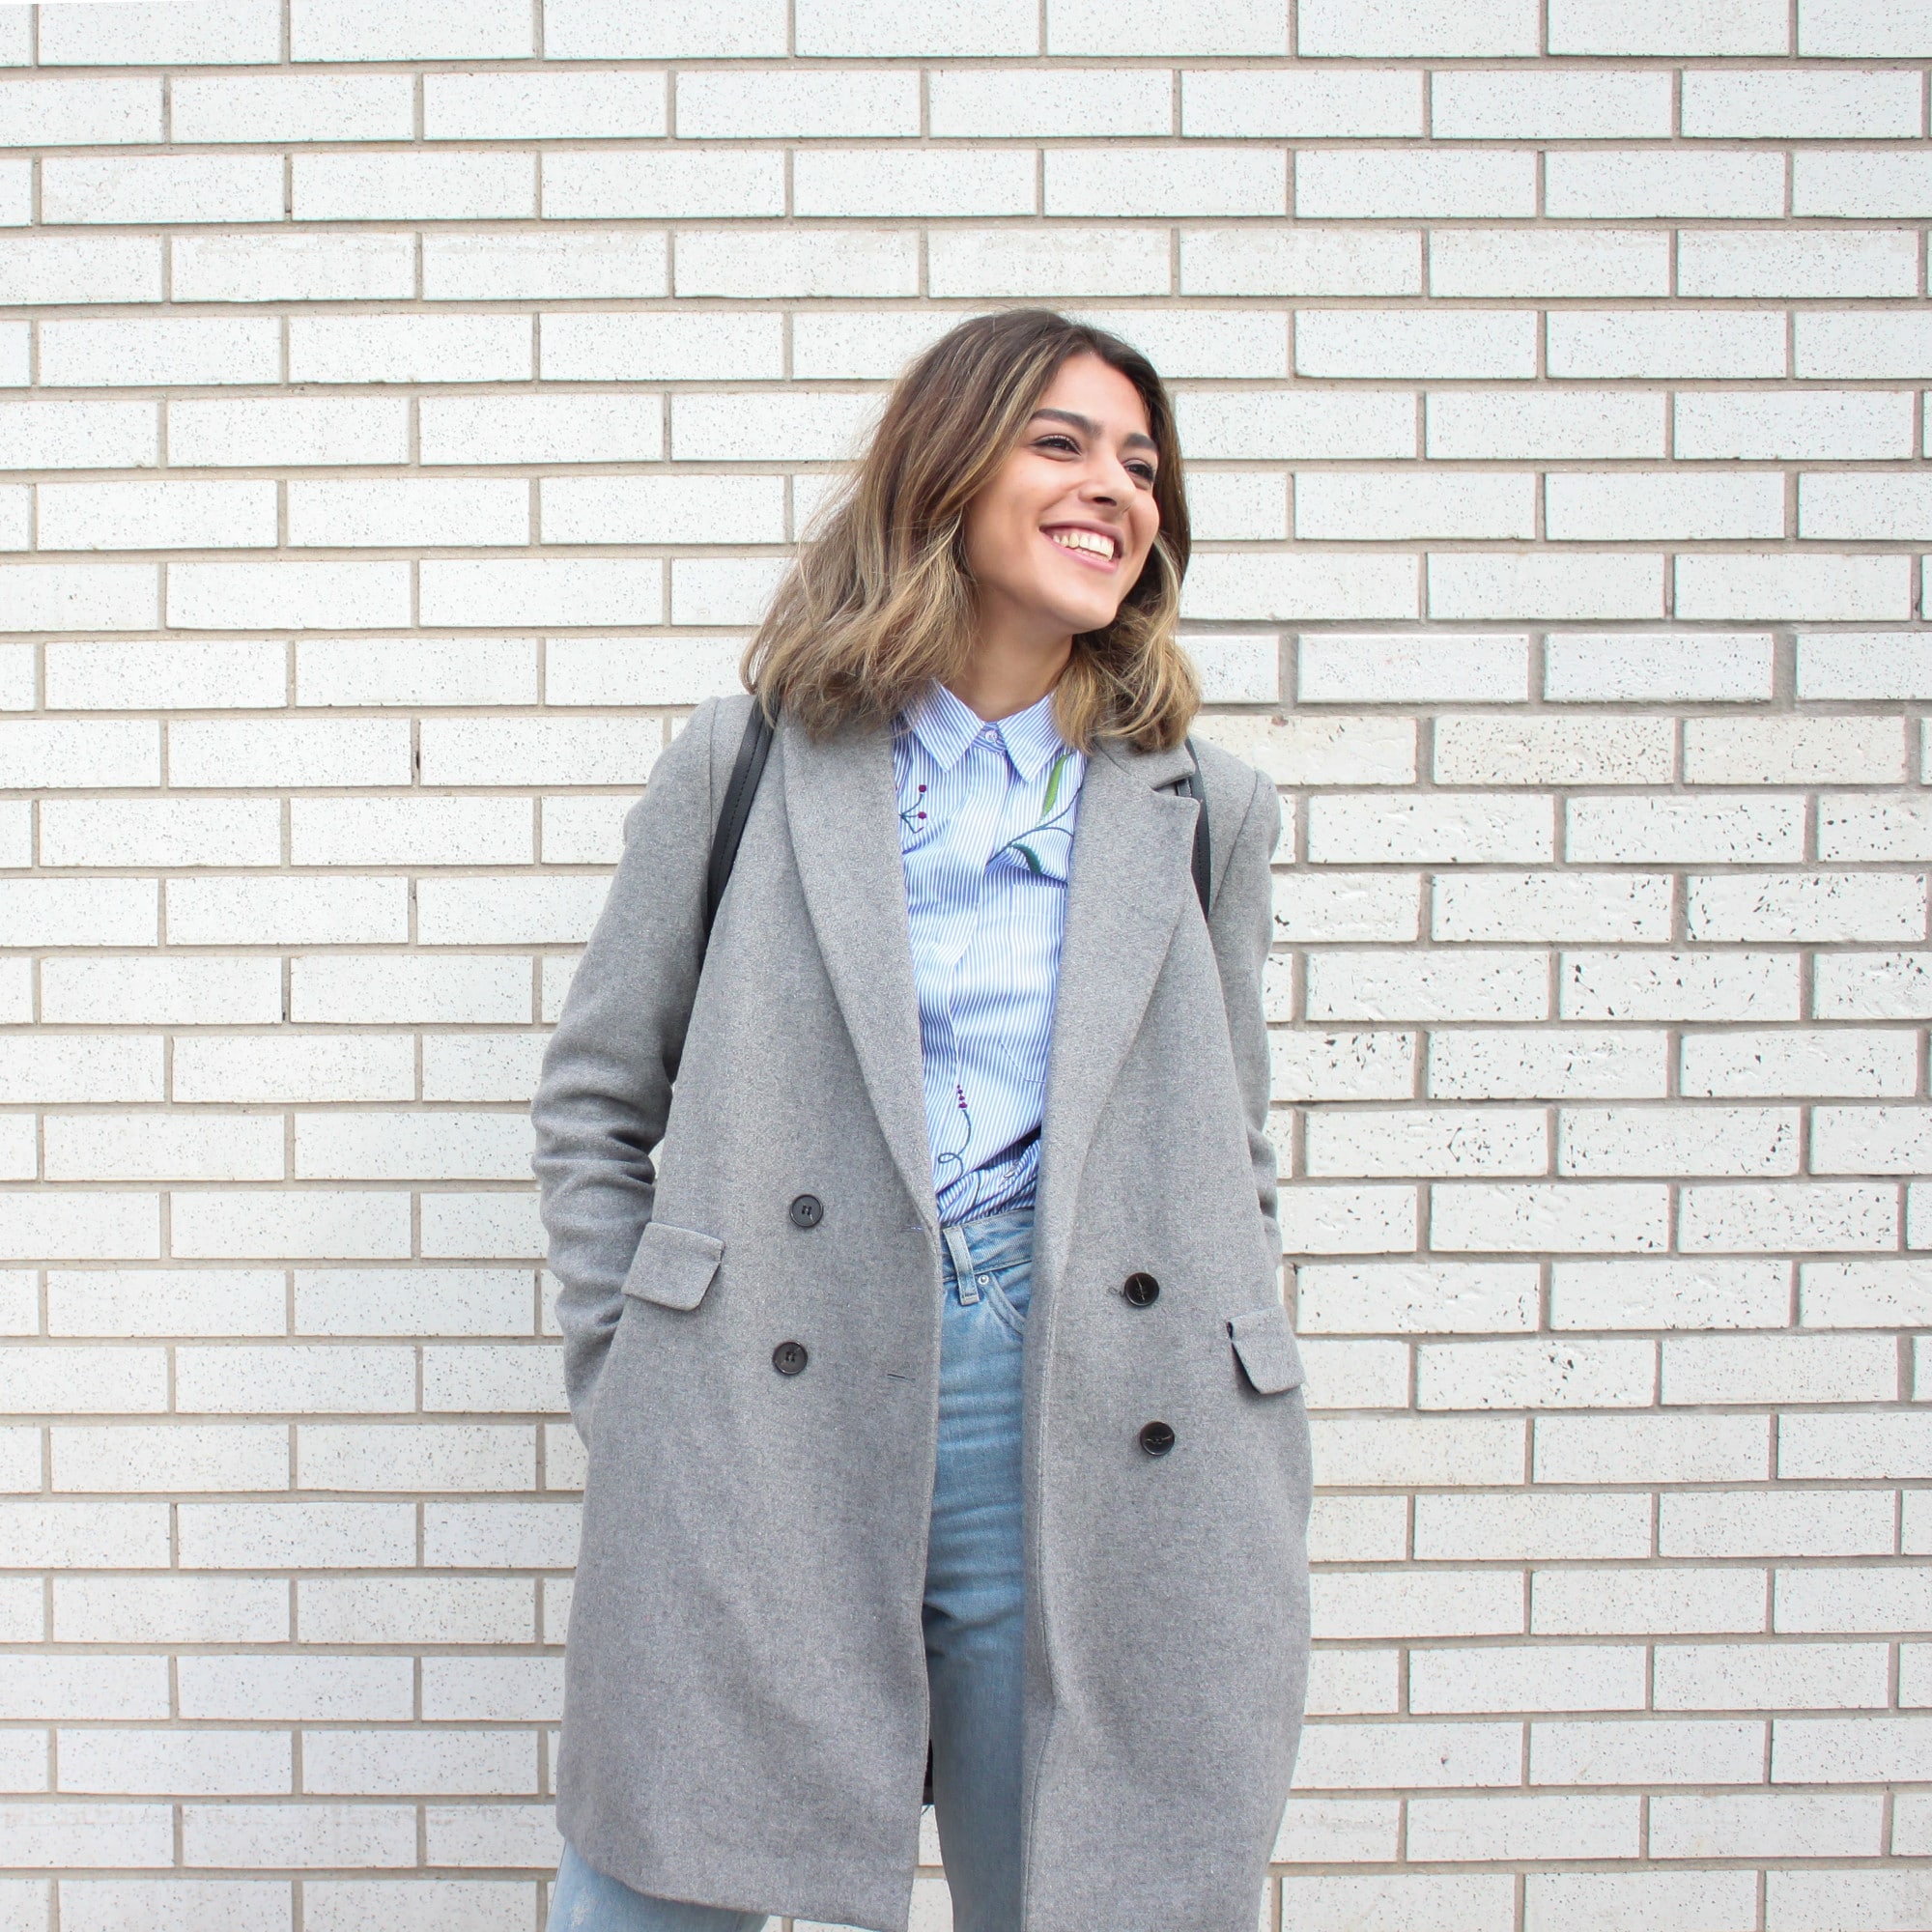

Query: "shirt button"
(773, 1341), (809, 1377)
(1139, 1421), (1176, 1457)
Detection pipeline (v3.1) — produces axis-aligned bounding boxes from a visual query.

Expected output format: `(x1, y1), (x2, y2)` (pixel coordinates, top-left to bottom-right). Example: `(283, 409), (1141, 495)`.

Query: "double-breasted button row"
(1139, 1420), (1176, 1457)
(1122, 1271), (1160, 1307)
(772, 1341), (809, 1377)
(789, 1193), (823, 1229)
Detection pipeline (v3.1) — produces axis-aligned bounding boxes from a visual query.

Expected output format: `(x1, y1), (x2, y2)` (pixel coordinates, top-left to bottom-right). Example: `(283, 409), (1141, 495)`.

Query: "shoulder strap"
(1167, 736), (1212, 919)
(703, 701), (774, 948)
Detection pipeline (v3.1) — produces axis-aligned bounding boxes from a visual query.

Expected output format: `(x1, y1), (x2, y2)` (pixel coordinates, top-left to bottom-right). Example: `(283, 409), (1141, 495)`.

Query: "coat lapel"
(1035, 736), (1198, 1286)
(780, 715), (939, 1236)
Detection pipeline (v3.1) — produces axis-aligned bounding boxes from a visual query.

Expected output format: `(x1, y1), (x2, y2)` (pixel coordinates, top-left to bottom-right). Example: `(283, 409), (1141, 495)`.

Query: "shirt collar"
(901, 679), (1072, 784)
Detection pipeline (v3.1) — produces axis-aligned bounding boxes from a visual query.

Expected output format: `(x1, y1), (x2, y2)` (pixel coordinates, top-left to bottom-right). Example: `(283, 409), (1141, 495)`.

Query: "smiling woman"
(531, 309), (1308, 1932)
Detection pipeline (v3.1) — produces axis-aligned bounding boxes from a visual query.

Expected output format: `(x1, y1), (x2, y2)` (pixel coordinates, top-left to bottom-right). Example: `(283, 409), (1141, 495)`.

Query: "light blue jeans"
(549, 1206), (1033, 1932)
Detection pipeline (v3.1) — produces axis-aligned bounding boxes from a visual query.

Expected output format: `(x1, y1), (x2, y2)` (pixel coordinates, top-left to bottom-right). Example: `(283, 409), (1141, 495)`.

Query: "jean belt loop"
(941, 1221), (980, 1304)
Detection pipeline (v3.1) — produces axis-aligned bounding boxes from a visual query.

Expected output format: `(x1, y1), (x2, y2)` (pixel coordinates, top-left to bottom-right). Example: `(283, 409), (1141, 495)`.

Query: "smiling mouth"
(1044, 526), (1122, 569)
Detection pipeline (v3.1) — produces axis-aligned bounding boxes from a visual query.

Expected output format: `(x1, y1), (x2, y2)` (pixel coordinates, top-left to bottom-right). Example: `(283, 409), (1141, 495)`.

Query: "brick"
(1419, 1338), (1654, 1409)
(1412, 1644), (1645, 1715)
(1548, 151), (1784, 219)
(1815, 952), (1932, 1019)
(53, 1575), (286, 1643)
(45, 1268), (285, 1339)
(288, 478), (529, 550)
(0, 1194), (159, 1263)
(1184, 69), (1418, 137)
(421, 1799), (560, 1864)
(1563, 952), (1801, 1023)
(414, 878), (611, 945)
(1550, 309), (1786, 379)
(1297, 471), (1534, 541)
(1681, 1182), (1897, 1253)
(677, 227), (919, 298)
(1804, 635), (1932, 701)
(1552, 1258), (1790, 1330)
(1297, 634), (1526, 703)
(1297, 1262), (1537, 1335)
(1694, 871), (1927, 944)
(46, 1113), (284, 1183)
(0, 399), (156, 471)
(0, 562), (157, 633)
(173, 74), (414, 143)
(39, 479), (277, 553)
(1272, 1032), (1417, 1101)
(0, 76), (159, 145)
(1435, 874), (1671, 946)
(296, 153), (534, 222)
(297, 1576), (533, 1644)
(928, 226), (1168, 299)
(1429, 1030), (1668, 1100)
(1550, 469), (1785, 541)
(1652, 1791), (1881, 1859)
(1297, 310), (1536, 380)
(298, 637), (536, 708)
(1783, 1412), (1932, 1481)
(1308, 1108), (1546, 1179)
(1799, 0), (1932, 55)
(1428, 390), (1664, 459)
(1275, 1185), (1418, 1256)
(1299, 150), (1534, 220)
(1416, 1492), (1652, 1561)
(0, 878), (156, 946)
(170, 1192), (412, 1263)
(295, 1113), (530, 1182)
(1686, 229), (1918, 299)
(543, 150), (780, 220)
(1688, 715), (1906, 784)
(1685, 69), (1923, 138)
(52, 1423), (288, 1493)
(1432, 1183), (1669, 1253)
(167, 398), (410, 469)
(1798, 311), (1932, 379)
(1665, 1331), (1896, 1404)
(1562, 1105), (1798, 1179)
(1179, 554), (1419, 623)
(1685, 553), (1909, 618)
(35, 0), (281, 65)
(1056, 148), (1292, 218)
(1308, 796), (1550, 866)
(1679, 389), (1915, 460)
(1662, 1491), (1895, 1556)
(42, 155), (281, 226)
(1409, 1794), (1639, 1861)
(1767, 1872), (1932, 1932)
(1773, 1716), (1932, 1782)
(61, 1727), (288, 1799)
(43, 317), (276, 388)
(291, 954), (532, 1026)
(418, 559), (662, 630)
(1181, 228), (1422, 297)
(544, 0), (785, 58)
(1427, 552), (1665, 621)
(1178, 391), (1417, 461)
(0, 1037), (161, 1107)
(0, 1804), (172, 1868)
(1533, 1566), (1767, 1635)
(0, 717), (156, 786)
(798, 149), (1036, 219)
(1432, 71), (1670, 138)
(1537, 1412), (1767, 1483)
(1271, 875), (1419, 943)
(1443, 715), (1675, 784)
(1803, 1260), (1932, 1327)
(291, 0), (531, 59)
(181, 1805), (414, 1870)
(168, 561), (412, 632)
(1300, 0), (1536, 55)
(1, 1346), (167, 1413)
(1531, 1722), (1765, 1786)
(290, 316), (531, 385)
(1429, 229), (1669, 298)
(298, 1424), (533, 1493)
(1550, 0), (1787, 50)
(171, 234), (416, 305)
(1049, 0), (1281, 54)
(1797, 152), (1932, 218)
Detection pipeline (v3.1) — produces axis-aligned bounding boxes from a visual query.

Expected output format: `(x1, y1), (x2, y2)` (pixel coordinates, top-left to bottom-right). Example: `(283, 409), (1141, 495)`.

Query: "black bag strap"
(702, 700), (774, 946)
(701, 707), (1209, 951)
(1167, 736), (1212, 919)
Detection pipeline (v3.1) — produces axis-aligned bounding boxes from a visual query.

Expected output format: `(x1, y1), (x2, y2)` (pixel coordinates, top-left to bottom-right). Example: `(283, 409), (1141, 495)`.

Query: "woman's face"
(960, 352), (1162, 647)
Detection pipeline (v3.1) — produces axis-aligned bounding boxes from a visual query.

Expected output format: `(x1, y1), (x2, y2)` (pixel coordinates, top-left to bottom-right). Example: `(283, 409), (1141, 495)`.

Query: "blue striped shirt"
(893, 680), (1086, 1227)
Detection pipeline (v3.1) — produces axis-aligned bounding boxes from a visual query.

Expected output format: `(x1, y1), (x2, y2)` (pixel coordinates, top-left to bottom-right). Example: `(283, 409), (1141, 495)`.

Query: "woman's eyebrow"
(1031, 407), (1158, 453)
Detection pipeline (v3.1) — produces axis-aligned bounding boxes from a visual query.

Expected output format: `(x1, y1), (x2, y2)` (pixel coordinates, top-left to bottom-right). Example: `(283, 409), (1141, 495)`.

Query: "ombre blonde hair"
(741, 308), (1197, 753)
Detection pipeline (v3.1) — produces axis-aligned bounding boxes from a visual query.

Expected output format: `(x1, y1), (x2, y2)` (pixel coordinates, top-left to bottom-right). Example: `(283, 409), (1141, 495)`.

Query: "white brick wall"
(0, 0), (1930, 1925)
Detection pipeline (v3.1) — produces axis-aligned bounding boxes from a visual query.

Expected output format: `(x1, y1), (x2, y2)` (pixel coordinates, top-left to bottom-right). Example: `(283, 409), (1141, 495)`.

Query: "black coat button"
(1122, 1271), (1160, 1307)
(1139, 1420), (1176, 1457)
(788, 1193), (823, 1230)
(773, 1341), (809, 1377)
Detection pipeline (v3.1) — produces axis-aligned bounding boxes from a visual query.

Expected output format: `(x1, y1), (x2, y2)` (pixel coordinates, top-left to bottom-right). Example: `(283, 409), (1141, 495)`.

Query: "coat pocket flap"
(1229, 1304), (1304, 1395)
(621, 1220), (724, 1311)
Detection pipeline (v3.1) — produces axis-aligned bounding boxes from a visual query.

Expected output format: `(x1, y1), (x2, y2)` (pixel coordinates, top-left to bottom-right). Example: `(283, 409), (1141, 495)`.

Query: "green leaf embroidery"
(1041, 749), (1069, 815)
(1013, 843), (1042, 874)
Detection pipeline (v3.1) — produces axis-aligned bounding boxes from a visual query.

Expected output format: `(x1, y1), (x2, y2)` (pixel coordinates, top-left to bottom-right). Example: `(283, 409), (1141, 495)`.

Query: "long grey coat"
(532, 692), (1310, 1932)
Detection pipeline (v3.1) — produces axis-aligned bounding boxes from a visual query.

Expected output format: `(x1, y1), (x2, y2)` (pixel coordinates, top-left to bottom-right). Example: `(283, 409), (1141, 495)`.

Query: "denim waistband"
(937, 1205), (1035, 1284)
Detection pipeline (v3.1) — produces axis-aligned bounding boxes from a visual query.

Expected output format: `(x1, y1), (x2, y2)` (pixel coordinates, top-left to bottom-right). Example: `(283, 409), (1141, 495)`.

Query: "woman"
(532, 309), (1310, 1932)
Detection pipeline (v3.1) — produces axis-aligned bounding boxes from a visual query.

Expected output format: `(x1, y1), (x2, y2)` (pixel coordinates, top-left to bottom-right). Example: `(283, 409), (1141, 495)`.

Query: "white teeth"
(1048, 528), (1114, 560)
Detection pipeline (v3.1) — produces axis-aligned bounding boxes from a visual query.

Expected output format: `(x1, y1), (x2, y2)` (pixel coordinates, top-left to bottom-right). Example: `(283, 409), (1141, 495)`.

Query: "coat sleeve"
(1204, 761), (1283, 1268)
(531, 696), (726, 1442)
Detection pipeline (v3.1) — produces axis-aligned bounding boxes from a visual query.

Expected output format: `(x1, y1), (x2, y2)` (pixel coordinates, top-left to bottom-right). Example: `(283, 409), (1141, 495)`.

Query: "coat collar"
(780, 712), (1196, 1251)
(781, 713), (939, 1236)
(1033, 734), (1197, 1288)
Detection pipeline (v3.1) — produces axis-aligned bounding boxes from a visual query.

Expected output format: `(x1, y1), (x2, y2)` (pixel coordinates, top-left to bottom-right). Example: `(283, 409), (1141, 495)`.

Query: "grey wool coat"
(531, 690), (1312, 1932)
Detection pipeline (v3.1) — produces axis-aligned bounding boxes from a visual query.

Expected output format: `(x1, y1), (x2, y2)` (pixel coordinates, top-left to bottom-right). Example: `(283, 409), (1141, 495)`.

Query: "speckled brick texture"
(3, 2), (1932, 1927)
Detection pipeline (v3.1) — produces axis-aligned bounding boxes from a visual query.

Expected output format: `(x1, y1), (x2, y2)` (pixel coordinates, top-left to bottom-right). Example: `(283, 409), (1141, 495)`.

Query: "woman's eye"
(1036, 434), (1079, 454)
(1128, 464), (1156, 484)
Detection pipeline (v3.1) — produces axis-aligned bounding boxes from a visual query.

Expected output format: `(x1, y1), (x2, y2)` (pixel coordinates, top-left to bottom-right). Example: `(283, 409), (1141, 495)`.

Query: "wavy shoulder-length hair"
(741, 308), (1196, 753)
